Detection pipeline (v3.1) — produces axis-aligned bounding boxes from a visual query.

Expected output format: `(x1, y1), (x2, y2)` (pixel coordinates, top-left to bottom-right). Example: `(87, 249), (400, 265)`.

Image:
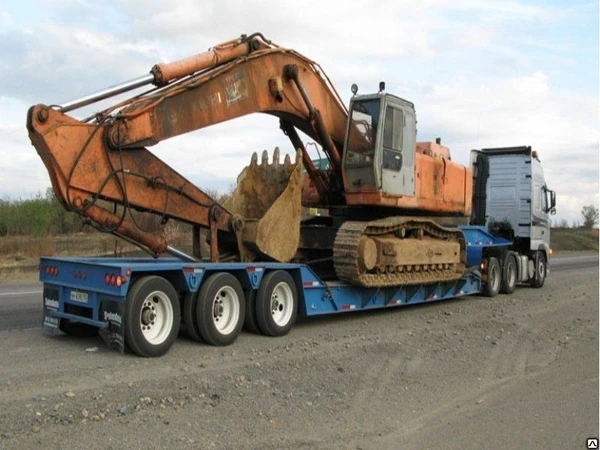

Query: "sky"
(0, 0), (598, 226)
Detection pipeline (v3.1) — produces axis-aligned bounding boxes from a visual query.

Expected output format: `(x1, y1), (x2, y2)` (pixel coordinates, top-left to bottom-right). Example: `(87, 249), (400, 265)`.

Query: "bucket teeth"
(240, 147), (298, 182)
(225, 147), (303, 263)
(261, 150), (269, 167)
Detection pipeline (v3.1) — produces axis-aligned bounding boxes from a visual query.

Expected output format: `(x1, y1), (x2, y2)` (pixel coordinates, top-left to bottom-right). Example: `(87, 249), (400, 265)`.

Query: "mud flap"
(42, 285), (60, 333)
(98, 300), (126, 354)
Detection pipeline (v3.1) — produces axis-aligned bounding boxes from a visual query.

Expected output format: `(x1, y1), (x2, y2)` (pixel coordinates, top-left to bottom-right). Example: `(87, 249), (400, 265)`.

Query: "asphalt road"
(0, 282), (43, 331)
(0, 253), (597, 450)
(0, 254), (597, 332)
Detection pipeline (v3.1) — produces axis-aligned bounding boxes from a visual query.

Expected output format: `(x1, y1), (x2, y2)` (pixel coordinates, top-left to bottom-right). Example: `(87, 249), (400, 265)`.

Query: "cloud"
(0, 22), (160, 104)
(408, 71), (598, 225)
(1, 0), (597, 226)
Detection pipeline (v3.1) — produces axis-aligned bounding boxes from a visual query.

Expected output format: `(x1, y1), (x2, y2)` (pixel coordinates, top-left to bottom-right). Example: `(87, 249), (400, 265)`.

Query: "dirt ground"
(0, 260), (597, 449)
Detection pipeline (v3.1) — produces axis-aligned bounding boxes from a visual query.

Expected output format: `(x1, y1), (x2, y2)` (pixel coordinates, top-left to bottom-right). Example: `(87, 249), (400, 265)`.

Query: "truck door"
(381, 102), (415, 197)
(531, 162), (551, 249)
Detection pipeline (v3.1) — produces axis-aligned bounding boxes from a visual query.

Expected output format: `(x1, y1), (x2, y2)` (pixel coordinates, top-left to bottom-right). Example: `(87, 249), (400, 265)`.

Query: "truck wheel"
(482, 257), (501, 298)
(256, 270), (298, 337)
(196, 273), (245, 346)
(529, 252), (547, 288)
(182, 292), (202, 342)
(59, 320), (98, 338)
(244, 290), (261, 334)
(500, 254), (517, 295)
(124, 276), (180, 357)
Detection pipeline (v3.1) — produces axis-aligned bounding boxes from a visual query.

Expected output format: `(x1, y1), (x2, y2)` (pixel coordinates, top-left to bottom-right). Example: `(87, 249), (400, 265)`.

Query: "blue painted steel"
(300, 276), (481, 316)
(40, 245), (487, 331)
(459, 225), (512, 267)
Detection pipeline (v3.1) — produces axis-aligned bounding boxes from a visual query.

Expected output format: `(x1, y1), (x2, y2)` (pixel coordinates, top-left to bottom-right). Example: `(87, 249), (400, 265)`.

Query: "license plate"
(70, 290), (89, 303)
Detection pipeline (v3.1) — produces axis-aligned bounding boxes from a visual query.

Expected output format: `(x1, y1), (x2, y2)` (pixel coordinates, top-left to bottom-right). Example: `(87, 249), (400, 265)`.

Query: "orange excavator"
(27, 33), (472, 287)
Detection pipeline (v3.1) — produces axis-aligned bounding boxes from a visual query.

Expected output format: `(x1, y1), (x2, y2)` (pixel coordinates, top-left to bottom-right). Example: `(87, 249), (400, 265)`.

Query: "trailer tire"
(483, 257), (501, 298)
(182, 292), (202, 342)
(124, 276), (180, 357)
(500, 253), (518, 295)
(256, 270), (298, 337)
(244, 290), (261, 334)
(59, 320), (99, 338)
(196, 273), (245, 346)
(529, 251), (547, 288)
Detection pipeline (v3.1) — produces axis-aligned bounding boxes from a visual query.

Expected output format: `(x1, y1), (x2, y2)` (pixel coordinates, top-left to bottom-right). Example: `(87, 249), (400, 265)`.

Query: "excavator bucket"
(225, 148), (303, 262)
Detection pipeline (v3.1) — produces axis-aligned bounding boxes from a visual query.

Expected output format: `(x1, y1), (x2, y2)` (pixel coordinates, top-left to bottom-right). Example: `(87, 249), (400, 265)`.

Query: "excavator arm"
(27, 33), (349, 262)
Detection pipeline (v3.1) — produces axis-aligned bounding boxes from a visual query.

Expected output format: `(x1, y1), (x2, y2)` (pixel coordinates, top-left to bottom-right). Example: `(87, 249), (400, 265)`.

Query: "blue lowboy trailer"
(38, 225), (526, 357)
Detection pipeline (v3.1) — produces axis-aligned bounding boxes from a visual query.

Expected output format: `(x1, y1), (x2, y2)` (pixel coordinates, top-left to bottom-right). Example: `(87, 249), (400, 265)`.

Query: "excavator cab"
(342, 93), (416, 199)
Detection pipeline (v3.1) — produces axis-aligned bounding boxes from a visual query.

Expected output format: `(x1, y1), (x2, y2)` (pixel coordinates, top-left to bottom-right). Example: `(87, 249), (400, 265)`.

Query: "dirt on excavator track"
(333, 218), (466, 287)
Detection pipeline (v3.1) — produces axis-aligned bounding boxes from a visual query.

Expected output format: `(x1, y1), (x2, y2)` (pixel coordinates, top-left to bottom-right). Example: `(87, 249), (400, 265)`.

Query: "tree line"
(0, 188), (230, 237)
(554, 205), (599, 229)
(0, 189), (83, 237)
(1, 189), (598, 236)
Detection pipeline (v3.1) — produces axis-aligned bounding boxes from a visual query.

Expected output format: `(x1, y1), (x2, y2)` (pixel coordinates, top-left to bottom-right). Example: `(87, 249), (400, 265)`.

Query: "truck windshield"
(345, 99), (380, 167)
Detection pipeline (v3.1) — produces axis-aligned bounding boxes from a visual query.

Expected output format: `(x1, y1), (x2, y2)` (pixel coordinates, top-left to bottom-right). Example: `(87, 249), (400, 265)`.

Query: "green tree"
(581, 205), (599, 229)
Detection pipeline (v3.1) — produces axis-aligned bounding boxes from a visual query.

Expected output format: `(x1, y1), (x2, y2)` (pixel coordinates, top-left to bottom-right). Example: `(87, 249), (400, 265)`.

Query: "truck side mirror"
(545, 188), (556, 215)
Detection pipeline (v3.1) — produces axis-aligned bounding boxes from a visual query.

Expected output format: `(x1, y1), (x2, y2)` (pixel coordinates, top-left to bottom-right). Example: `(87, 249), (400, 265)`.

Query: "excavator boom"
(27, 34), (349, 262)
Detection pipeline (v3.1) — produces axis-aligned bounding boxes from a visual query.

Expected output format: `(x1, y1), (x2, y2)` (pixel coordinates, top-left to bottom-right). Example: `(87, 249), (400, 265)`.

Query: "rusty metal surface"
(80, 201), (168, 255)
(27, 32), (477, 270)
(345, 152), (473, 215)
(106, 48), (348, 157)
(152, 37), (255, 86)
(333, 218), (466, 287)
(225, 149), (303, 262)
(26, 105), (232, 258)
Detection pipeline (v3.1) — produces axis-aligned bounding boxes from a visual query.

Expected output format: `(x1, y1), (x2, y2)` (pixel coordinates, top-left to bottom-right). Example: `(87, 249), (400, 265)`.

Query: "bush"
(0, 189), (82, 237)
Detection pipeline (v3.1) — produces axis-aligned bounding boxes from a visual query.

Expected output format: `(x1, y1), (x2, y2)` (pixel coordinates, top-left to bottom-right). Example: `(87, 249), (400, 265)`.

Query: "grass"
(0, 226), (595, 278)
(551, 228), (598, 253)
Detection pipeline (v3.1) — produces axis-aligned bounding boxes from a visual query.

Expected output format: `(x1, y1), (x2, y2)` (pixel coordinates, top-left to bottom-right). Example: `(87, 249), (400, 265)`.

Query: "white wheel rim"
(212, 286), (240, 335)
(270, 282), (294, 326)
(538, 260), (545, 281)
(491, 265), (500, 291)
(508, 260), (516, 286)
(140, 290), (173, 345)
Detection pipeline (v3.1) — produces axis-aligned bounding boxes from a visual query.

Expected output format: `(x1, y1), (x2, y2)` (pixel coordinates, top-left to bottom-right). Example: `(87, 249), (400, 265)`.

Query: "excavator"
(27, 33), (472, 288)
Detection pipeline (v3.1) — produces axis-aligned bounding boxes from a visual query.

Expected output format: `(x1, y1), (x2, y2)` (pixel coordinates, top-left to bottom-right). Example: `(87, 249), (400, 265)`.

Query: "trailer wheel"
(182, 292), (202, 342)
(256, 270), (298, 337)
(244, 290), (261, 334)
(529, 251), (547, 288)
(482, 257), (501, 297)
(124, 276), (180, 357)
(500, 253), (518, 295)
(59, 320), (98, 338)
(196, 273), (245, 346)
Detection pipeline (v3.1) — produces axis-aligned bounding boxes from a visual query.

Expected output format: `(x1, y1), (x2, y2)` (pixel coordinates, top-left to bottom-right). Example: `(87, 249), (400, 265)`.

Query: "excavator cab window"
(343, 94), (415, 196)
(342, 98), (381, 190)
(345, 100), (380, 166)
(382, 105), (403, 172)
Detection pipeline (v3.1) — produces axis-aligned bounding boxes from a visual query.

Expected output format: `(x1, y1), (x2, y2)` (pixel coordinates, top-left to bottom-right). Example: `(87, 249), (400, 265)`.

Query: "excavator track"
(333, 218), (466, 287)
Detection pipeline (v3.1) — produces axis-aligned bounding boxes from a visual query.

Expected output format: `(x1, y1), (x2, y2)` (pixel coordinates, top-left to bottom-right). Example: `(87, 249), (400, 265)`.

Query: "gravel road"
(0, 256), (597, 449)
